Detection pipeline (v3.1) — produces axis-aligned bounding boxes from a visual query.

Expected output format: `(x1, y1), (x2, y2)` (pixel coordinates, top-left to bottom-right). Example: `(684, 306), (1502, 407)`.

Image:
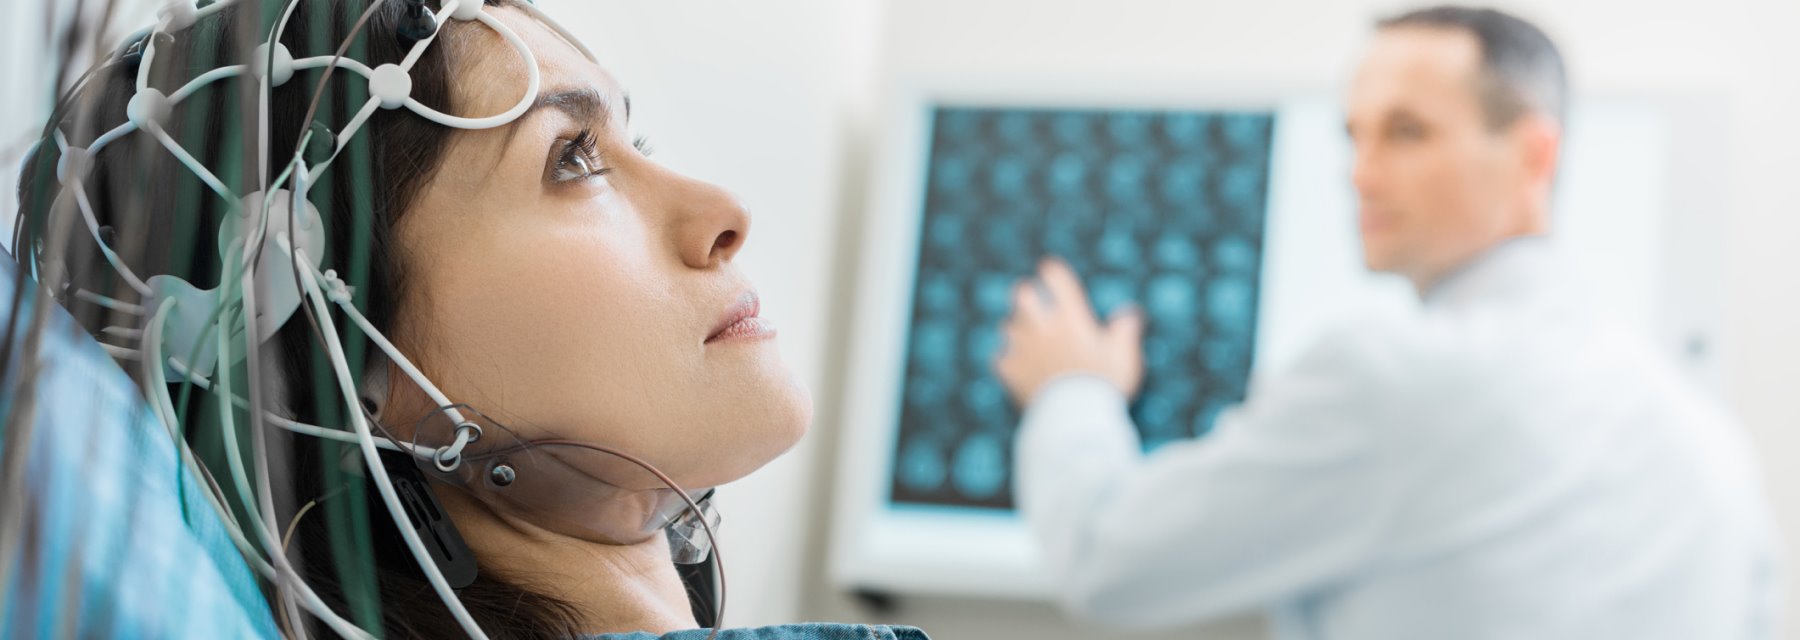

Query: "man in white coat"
(993, 6), (1781, 639)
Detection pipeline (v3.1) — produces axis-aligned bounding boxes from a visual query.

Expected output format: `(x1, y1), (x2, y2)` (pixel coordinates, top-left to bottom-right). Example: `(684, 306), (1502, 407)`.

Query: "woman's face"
(388, 6), (809, 491)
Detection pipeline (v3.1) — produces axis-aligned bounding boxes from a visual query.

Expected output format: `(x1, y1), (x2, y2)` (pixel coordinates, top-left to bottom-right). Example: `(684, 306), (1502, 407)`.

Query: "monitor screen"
(888, 106), (1277, 511)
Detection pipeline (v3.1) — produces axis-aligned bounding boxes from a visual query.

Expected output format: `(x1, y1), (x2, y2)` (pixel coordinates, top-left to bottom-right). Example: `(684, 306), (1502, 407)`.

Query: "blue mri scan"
(889, 106), (1276, 511)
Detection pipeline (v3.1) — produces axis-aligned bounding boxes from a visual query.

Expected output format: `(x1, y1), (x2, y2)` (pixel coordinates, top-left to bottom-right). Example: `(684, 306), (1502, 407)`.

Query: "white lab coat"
(1015, 238), (1782, 639)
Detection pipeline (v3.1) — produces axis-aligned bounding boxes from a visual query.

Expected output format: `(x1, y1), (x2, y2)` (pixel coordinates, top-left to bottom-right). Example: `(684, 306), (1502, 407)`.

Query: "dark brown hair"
(1379, 5), (1568, 130)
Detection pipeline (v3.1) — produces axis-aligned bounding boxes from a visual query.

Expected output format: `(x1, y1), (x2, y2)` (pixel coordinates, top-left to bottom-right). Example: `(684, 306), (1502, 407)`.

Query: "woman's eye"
(551, 131), (608, 183)
(552, 152), (599, 182)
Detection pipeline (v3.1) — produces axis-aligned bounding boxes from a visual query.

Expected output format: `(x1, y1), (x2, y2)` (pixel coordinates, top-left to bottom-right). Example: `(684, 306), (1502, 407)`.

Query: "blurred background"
(4, 0), (1797, 638)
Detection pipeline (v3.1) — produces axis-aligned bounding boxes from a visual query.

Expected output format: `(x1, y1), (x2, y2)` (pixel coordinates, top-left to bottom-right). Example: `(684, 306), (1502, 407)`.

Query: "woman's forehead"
(452, 6), (621, 118)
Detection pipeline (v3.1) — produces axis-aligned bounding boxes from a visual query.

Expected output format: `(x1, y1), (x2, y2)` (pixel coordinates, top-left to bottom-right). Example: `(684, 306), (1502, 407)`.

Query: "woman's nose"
(664, 173), (752, 269)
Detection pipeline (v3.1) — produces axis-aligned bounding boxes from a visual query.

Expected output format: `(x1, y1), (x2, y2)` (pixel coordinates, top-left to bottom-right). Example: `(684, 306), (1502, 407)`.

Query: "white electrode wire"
(166, 356), (421, 455)
(53, 131), (155, 297)
(254, 72), (305, 548)
(142, 120), (235, 201)
(302, 1), (541, 186)
(154, 146), (309, 424)
(99, 343), (142, 360)
(63, 182), (154, 296)
(268, 0), (303, 60)
(276, 195), (468, 454)
(262, 0), (305, 192)
(85, 121), (135, 156)
(244, 136), (311, 278)
(305, 98), (379, 185)
(238, 242), (312, 640)
(205, 161), (434, 462)
(210, 262), (289, 550)
(211, 266), (319, 639)
(148, 298), (376, 640)
(290, 54), (373, 77)
(205, 133), (317, 384)
(169, 64), (247, 103)
(284, 0), (386, 200)
(398, 1), (539, 130)
(303, 258), (474, 463)
(99, 326), (142, 340)
(74, 289), (145, 315)
(295, 247), (490, 640)
(279, 0), (542, 466)
(515, 0), (597, 63)
(136, 24), (158, 92)
(141, 300), (281, 609)
(50, 127), (73, 154)
(144, 302), (230, 519)
(44, 126), (76, 173)
(240, 91), (320, 635)
(210, 273), (281, 558)
(248, 165), (415, 640)
(191, 451), (279, 580)
(188, 321), (377, 638)
(55, 0), (548, 303)
(234, 151), (293, 329)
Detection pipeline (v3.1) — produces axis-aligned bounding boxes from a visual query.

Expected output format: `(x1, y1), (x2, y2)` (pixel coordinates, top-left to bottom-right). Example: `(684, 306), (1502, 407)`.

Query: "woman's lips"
(706, 291), (776, 344)
(709, 316), (776, 343)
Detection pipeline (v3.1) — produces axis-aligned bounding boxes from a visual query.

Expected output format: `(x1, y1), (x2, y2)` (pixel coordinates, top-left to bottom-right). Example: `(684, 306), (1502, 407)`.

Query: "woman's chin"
(695, 377), (812, 489)
(745, 376), (813, 463)
(773, 380), (813, 454)
(743, 351), (813, 448)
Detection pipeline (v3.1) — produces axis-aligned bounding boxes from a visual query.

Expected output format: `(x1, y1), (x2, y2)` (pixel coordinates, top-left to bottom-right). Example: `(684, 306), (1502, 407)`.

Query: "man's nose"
(1351, 146), (1381, 197)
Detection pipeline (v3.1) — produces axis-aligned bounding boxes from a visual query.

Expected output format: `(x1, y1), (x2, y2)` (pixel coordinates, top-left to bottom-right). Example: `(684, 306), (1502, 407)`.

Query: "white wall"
(2, 1), (62, 245)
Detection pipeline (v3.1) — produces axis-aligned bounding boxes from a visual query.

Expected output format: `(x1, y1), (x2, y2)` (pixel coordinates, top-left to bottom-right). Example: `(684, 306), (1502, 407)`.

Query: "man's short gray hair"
(1379, 6), (1568, 130)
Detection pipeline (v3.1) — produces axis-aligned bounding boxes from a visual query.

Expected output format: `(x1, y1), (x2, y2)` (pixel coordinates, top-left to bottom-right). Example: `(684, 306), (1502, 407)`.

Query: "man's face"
(1346, 27), (1538, 287)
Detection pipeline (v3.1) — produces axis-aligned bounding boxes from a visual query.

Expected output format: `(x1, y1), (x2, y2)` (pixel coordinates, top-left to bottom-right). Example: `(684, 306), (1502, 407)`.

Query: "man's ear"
(1512, 113), (1563, 197)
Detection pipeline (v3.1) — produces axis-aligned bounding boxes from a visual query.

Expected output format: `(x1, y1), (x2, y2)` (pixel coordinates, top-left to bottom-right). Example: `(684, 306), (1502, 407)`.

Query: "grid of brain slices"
(891, 107), (1275, 510)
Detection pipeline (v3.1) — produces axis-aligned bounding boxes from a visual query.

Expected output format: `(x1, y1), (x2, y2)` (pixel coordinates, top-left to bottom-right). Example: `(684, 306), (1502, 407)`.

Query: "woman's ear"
(359, 395), (381, 419)
(359, 356), (392, 420)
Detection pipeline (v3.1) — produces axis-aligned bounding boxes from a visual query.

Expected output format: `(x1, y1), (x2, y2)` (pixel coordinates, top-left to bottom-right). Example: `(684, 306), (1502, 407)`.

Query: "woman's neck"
(438, 488), (700, 635)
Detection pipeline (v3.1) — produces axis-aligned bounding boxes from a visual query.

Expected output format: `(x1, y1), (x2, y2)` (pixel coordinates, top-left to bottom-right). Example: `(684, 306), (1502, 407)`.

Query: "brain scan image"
(888, 106), (1276, 511)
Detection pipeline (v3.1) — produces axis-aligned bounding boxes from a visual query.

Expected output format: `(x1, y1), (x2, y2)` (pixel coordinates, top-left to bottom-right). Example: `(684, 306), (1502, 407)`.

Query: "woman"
(14, 1), (926, 638)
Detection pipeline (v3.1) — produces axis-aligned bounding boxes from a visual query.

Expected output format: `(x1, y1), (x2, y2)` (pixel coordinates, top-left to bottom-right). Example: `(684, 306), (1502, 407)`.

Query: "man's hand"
(993, 258), (1146, 405)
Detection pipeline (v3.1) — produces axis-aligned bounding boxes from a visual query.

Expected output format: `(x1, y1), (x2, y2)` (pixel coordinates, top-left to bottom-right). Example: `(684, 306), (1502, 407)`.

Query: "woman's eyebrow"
(493, 86), (621, 161)
(526, 86), (618, 126)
